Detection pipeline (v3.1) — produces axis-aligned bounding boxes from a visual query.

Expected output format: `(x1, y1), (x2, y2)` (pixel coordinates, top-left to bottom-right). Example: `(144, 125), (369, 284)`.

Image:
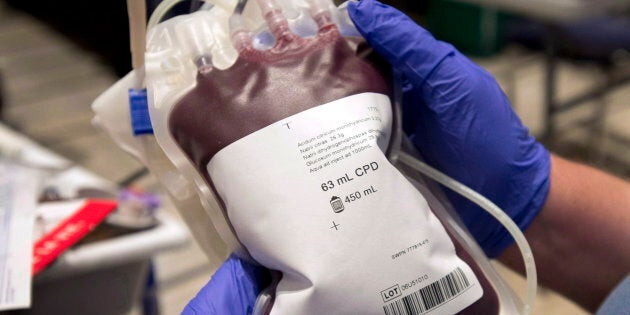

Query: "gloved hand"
(182, 254), (268, 315)
(348, 0), (550, 258)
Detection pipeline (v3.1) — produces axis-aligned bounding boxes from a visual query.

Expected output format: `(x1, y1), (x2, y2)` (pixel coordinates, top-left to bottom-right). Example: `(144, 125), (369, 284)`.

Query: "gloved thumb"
(347, 0), (455, 88)
(182, 254), (267, 315)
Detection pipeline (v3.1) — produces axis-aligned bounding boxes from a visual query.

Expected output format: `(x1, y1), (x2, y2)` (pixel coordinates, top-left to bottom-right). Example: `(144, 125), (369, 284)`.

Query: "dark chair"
(510, 15), (630, 173)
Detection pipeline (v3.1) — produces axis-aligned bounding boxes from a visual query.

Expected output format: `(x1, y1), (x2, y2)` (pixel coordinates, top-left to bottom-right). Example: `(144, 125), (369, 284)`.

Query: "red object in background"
(32, 200), (117, 275)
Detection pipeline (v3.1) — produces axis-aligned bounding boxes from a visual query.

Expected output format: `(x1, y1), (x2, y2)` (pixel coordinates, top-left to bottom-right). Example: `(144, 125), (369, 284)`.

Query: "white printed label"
(208, 93), (482, 314)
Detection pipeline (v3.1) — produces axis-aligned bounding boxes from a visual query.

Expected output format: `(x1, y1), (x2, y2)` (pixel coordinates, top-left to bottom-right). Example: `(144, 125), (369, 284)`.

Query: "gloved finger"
(347, 0), (455, 88)
(182, 254), (269, 315)
(349, 0), (502, 121)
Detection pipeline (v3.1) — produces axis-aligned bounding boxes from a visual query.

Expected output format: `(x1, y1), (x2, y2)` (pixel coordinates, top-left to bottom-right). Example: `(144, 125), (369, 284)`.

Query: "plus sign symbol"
(330, 221), (341, 231)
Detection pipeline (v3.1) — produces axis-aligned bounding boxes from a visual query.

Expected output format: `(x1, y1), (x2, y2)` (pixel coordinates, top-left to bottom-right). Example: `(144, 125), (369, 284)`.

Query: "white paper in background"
(0, 161), (41, 311)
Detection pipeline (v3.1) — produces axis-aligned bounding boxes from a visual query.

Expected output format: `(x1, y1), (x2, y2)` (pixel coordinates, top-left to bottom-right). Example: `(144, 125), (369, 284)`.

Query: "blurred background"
(0, 0), (628, 314)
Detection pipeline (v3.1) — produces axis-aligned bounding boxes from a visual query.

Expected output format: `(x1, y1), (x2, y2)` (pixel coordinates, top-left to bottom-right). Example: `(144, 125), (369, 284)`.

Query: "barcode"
(383, 267), (471, 315)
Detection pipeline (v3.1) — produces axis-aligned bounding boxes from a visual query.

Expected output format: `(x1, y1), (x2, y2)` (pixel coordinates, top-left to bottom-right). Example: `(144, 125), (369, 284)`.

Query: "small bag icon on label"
(330, 196), (344, 213)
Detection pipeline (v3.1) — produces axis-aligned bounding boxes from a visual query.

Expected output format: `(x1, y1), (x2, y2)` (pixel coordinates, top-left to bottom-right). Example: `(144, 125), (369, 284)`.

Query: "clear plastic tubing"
(397, 152), (537, 315)
(147, 0), (233, 31)
(127, 0), (147, 71)
(147, 0), (183, 32)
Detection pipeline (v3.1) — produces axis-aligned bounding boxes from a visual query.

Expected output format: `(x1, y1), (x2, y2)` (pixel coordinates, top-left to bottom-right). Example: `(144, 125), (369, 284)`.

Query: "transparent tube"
(397, 152), (537, 315)
(127, 0), (147, 70)
(147, 0), (188, 31)
(148, 0), (236, 31)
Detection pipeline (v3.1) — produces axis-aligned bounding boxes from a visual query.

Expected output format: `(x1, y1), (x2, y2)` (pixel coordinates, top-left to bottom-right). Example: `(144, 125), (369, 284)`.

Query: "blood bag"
(139, 1), (536, 314)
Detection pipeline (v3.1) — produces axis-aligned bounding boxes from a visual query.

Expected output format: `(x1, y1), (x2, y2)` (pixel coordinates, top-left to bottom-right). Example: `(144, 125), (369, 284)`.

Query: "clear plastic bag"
(97, 0), (538, 314)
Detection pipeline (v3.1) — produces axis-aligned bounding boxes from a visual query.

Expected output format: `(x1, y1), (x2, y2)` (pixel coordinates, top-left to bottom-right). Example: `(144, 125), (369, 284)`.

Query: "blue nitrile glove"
(182, 254), (267, 315)
(348, 0), (551, 258)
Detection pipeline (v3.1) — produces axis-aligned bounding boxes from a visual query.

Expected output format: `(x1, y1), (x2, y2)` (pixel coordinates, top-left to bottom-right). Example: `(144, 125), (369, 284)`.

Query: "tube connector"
(253, 0), (292, 40)
(229, 14), (253, 53)
(306, 0), (329, 18)
(256, 0), (281, 16)
(194, 55), (213, 74)
(174, 17), (215, 72)
(306, 0), (334, 31)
